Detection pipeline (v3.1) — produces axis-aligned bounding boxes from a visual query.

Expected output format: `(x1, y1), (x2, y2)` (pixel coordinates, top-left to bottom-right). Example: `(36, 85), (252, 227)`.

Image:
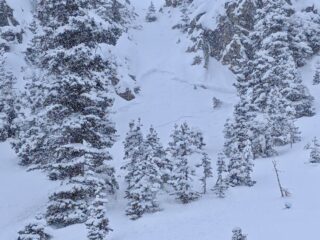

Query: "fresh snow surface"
(0, 143), (57, 240)
(1, 1), (320, 240)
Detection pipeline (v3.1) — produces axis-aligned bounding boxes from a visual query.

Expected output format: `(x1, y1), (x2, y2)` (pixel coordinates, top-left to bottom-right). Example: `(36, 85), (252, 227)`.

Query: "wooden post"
(272, 160), (284, 197)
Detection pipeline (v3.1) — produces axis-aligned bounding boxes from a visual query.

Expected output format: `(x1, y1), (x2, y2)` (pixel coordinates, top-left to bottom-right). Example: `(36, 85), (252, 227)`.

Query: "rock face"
(187, 0), (255, 72)
(165, 0), (193, 7)
(0, 0), (18, 27)
(185, 0), (320, 72)
(0, 0), (22, 51)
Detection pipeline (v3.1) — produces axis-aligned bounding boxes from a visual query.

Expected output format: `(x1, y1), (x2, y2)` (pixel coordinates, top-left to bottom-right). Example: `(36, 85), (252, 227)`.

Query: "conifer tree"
(313, 60), (320, 85)
(123, 121), (163, 219)
(17, 218), (51, 240)
(297, 5), (320, 55)
(122, 119), (144, 189)
(191, 128), (206, 151)
(223, 94), (256, 186)
(86, 193), (112, 240)
(105, 0), (130, 25)
(266, 88), (300, 147)
(146, 2), (157, 22)
(197, 152), (213, 194)
(180, 2), (190, 25)
(212, 153), (228, 198)
(250, 0), (314, 118)
(125, 144), (162, 219)
(145, 126), (172, 185)
(0, 49), (16, 141)
(305, 137), (320, 163)
(228, 140), (254, 187)
(289, 16), (313, 67)
(223, 98), (252, 157)
(168, 123), (200, 203)
(224, 94), (276, 159)
(13, 0), (121, 229)
(178, 1), (191, 33)
(232, 227), (247, 240)
(242, 140), (254, 185)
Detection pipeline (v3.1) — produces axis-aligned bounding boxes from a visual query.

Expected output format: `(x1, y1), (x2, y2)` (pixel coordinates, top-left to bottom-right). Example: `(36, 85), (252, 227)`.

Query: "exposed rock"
(184, 0), (320, 72)
(0, 0), (22, 51)
(0, 0), (18, 27)
(117, 88), (135, 101)
(198, 0), (255, 72)
(165, 0), (193, 7)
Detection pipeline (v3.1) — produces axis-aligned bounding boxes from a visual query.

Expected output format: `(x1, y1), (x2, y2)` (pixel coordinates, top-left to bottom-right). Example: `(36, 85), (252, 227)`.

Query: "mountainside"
(0, 0), (320, 239)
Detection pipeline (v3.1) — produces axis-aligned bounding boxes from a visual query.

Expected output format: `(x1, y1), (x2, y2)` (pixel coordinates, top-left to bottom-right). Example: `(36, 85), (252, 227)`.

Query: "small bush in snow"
(196, 152), (213, 194)
(192, 56), (202, 65)
(212, 153), (228, 198)
(232, 227), (247, 240)
(146, 2), (157, 22)
(305, 137), (320, 163)
(313, 60), (320, 85)
(212, 97), (222, 109)
(17, 219), (51, 240)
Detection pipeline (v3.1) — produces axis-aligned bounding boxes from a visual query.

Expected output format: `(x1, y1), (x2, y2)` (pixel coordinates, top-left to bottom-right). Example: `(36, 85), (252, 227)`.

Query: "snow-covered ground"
(1, 0), (320, 239)
(0, 143), (57, 239)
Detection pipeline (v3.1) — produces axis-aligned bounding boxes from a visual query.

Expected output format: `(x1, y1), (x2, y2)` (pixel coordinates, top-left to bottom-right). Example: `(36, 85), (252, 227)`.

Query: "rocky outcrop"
(186, 0), (255, 73)
(0, 0), (22, 51)
(184, 0), (320, 72)
(165, 0), (193, 7)
(0, 0), (18, 27)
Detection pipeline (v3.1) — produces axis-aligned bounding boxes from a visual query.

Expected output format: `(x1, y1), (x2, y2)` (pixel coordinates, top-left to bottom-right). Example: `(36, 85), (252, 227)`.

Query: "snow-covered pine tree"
(288, 14), (313, 67)
(145, 126), (172, 185)
(104, 0), (132, 27)
(122, 119), (144, 189)
(168, 123), (200, 204)
(242, 140), (254, 185)
(227, 146), (245, 187)
(223, 99), (251, 157)
(86, 192), (112, 240)
(313, 60), (320, 85)
(13, 0), (120, 228)
(212, 152), (228, 198)
(298, 5), (320, 55)
(47, 142), (118, 227)
(232, 227), (247, 240)
(46, 183), (88, 226)
(227, 0), (304, 161)
(176, 0), (192, 33)
(228, 140), (254, 187)
(190, 128), (206, 151)
(180, 1), (190, 25)
(250, 0), (314, 118)
(266, 88), (301, 147)
(0, 49), (16, 141)
(196, 152), (213, 194)
(123, 121), (163, 219)
(146, 2), (157, 22)
(224, 93), (276, 159)
(17, 218), (51, 240)
(305, 137), (320, 163)
(310, 138), (320, 164)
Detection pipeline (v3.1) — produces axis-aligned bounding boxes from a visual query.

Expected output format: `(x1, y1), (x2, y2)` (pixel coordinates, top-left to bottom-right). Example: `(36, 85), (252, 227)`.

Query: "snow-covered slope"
(0, 143), (57, 239)
(1, 0), (320, 240)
